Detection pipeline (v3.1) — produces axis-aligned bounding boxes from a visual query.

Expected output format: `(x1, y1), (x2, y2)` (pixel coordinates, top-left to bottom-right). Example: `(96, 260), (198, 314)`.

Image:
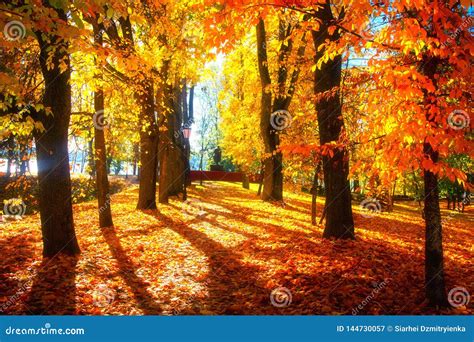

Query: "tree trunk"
(423, 145), (448, 306)
(311, 162), (321, 226)
(133, 144), (139, 176)
(158, 73), (185, 203)
(93, 26), (113, 228)
(257, 164), (264, 196)
(166, 83), (186, 197)
(34, 10), (80, 257)
(199, 150), (204, 186)
(136, 78), (158, 210)
(93, 91), (113, 227)
(256, 19), (283, 201)
(312, 4), (354, 239)
(242, 173), (250, 189)
(88, 139), (96, 177)
(5, 152), (12, 179)
(421, 56), (448, 307)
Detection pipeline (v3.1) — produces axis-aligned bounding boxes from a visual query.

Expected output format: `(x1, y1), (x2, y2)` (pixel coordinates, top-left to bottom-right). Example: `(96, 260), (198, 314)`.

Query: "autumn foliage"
(0, 0), (472, 315)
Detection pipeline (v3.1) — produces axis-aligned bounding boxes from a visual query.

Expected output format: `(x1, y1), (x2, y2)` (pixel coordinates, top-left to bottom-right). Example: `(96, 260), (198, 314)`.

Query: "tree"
(92, 24), (113, 228)
(33, 4), (80, 256)
(256, 15), (307, 201)
(336, 0), (472, 305)
(312, 2), (354, 239)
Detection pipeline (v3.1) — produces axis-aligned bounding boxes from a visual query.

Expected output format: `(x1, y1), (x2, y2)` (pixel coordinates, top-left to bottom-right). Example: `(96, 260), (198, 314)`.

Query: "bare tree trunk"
(242, 173), (250, 189)
(93, 25), (113, 228)
(34, 8), (80, 257)
(5, 138), (13, 178)
(423, 145), (447, 306)
(199, 150), (204, 186)
(88, 139), (95, 177)
(311, 162), (321, 226)
(312, 4), (354, 239)
(256, 18), (307, 201)
(256, 18), (282, 201)
(421, 56), (448, 307)
(158, 72), (185, 203)
(136, 78), (158, 210)
(257, 164), (264, 196)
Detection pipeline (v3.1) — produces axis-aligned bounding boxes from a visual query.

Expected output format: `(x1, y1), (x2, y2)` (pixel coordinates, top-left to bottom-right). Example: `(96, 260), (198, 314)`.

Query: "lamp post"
(183, 126), (191, 140)
(182, 125), (191, 200)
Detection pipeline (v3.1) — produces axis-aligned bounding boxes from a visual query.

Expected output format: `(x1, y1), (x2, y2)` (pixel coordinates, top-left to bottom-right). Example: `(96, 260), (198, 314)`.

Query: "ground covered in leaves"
(0, 182), (472, 315)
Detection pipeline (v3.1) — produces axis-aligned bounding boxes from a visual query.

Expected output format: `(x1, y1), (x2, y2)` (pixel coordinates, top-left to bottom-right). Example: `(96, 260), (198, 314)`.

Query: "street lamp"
(183, 126), (191, 139)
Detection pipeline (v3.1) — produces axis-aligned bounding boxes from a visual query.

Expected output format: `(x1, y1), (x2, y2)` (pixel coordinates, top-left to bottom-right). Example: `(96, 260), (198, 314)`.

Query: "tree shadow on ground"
(0, 234), (36, 295)
(146, 211), (274, 314)
(101, 226), (163, 314)
(171, 183), (471, 314)
(25, 255), (78, 314)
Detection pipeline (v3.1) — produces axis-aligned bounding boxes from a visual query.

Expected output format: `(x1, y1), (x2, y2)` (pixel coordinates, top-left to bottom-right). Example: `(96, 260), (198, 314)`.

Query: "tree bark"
(136, 78), (158, 210)
(88, 139), (95, 177)
(312, 4), (354, 239)
(34, 8), (80, 257)
(158, 72), (185, 203)
(93, 25), (113, 228)
(5, 137), (13, 178)
(421, 56), (448, 307)
(93, 90), (113, 227)
(311, 162), (321, 226)
(256, 18), (282, 201)
(257, 164), (264, 196)
(423, 144), (447, 306)
(242, 173), (250, 189)
(256, 18), (307, 201)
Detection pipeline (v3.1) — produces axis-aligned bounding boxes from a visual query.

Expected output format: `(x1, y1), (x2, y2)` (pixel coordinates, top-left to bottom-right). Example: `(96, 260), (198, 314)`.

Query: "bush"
(1, 175), (130, 216)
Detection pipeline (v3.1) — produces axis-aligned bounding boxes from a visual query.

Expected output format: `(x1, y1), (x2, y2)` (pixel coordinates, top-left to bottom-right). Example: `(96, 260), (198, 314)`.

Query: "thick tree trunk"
(34, 11), (80, 257)
(166, 83), (186, 197)
(136, 78), (158, 210)
(421, 56), (448, 307)
(256, 19), (283, 201)
(423, 145), (448, 306)
(256, 18), (306, 201)
(158, 75), (185, 203)
(312, 4), (354, 239)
